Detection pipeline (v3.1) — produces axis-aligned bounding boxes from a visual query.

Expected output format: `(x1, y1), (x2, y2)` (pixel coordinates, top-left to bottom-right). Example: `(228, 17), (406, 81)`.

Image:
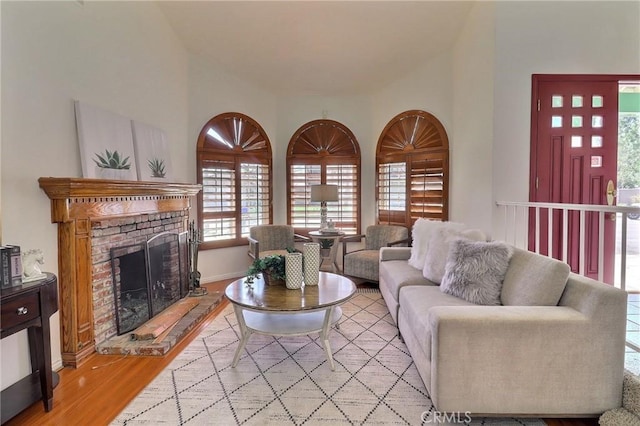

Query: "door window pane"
(591, 136), (603, 148)
(551, 116), (563, 128)
(551, 95), (563, 108)
(592, 115), (603, 128)
(571, 116), (583, 128)
(592, 95), (603, 108)
(572, 95), (583, 108)
(571, 136), (582, 148)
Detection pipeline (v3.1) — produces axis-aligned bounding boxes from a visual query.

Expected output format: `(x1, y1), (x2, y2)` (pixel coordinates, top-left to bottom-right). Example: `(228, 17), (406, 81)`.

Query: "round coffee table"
(225, 272), (356, 371)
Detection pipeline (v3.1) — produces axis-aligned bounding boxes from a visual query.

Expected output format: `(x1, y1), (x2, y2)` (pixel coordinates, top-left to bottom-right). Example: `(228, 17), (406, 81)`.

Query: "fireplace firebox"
(110, 231), (188, 335)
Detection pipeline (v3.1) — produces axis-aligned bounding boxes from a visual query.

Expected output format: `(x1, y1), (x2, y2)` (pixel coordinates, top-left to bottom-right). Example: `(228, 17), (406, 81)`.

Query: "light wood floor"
(5, 279), (599, 426)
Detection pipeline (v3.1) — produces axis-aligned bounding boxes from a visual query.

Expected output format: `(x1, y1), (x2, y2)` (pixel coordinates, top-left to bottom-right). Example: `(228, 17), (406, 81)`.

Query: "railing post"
(622, 213), (628, 292)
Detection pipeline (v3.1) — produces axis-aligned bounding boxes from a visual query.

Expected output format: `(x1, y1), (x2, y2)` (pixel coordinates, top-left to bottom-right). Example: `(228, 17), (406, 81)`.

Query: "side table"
(1, 273), (59, 424)
(309, 231), (345, 273)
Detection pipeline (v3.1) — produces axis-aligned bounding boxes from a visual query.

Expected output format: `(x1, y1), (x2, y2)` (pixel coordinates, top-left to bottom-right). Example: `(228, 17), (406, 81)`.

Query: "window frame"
(376, 110), (450, 228)
(197, 112), (273, 250)
(286, 119), (361, 236)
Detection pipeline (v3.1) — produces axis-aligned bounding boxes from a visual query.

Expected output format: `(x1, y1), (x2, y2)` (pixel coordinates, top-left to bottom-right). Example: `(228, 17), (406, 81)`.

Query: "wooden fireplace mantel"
(38, 177), (201, 367)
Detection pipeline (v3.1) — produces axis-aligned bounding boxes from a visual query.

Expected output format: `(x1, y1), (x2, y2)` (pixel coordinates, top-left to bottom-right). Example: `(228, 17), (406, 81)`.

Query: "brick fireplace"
(39, 178), (201, 367)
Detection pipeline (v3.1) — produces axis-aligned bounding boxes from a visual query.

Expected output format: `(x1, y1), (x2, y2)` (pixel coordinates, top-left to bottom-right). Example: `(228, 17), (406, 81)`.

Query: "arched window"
(376, 110), (450, 228)
(286, 119), (361, 235)
(197, 112), (272, 249)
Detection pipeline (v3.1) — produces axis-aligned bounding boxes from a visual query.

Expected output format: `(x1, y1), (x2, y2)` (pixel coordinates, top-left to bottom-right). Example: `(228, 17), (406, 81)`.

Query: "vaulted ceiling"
(157, 1), (475, 95)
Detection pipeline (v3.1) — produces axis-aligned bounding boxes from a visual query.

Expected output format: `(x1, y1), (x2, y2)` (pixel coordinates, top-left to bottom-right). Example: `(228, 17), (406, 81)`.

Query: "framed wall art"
(74, 101), (138, 181)
(131, 121), (173, 182)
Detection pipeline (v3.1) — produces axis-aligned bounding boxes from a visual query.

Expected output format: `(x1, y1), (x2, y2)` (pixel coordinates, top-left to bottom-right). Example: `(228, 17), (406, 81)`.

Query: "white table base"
(231, 304), (342, 370)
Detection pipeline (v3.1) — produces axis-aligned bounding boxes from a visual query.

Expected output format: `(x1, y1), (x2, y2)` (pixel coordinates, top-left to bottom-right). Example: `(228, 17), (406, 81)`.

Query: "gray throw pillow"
(423, 227), (486, 284)
(440, 239), (514, 305)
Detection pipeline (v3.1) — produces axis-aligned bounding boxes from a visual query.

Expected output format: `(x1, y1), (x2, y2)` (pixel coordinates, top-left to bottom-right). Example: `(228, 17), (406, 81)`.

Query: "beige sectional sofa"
(379, 233), (628, 416)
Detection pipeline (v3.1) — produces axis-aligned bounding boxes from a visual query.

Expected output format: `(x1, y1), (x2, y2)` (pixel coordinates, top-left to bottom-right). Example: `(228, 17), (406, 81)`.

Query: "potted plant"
(319, 238), (333, 257)
(247, 255), (286, 285)
(246, 248), (301, 285)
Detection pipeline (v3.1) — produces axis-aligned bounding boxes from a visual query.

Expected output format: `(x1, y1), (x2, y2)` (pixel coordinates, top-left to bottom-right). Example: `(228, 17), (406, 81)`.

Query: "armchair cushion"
(344, 250), (379, 282)
(343, 224), (408, 282)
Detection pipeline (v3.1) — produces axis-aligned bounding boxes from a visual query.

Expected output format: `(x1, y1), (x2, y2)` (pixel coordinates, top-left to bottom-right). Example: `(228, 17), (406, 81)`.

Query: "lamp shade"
(310, 184), (338, 202)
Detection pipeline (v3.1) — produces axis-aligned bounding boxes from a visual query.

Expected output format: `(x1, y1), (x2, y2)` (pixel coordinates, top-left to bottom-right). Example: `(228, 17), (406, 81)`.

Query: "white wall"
(492, 0), (640, 238)
(189, 54), (279, 283)
(451, 2), (495, 234)
(0, 1), (188, 389)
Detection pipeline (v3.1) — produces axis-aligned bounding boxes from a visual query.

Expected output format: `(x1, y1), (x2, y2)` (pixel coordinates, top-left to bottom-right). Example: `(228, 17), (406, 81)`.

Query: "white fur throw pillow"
(422, 227), (485, 283)
(408, 219), (466, 270)
(440, 239), (514, 305)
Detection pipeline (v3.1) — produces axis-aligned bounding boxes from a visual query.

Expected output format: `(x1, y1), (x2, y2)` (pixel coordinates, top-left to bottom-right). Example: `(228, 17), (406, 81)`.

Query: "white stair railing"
(495, 201), (639, 291)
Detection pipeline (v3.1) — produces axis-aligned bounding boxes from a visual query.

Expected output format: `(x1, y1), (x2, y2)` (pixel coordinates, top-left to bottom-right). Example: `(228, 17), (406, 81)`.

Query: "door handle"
(606, 180), (616, 206)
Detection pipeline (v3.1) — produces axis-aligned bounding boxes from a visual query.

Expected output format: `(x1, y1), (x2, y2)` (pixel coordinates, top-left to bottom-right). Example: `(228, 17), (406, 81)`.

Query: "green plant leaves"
(93, 149), (131, 170)
(148, 158), (166, 178)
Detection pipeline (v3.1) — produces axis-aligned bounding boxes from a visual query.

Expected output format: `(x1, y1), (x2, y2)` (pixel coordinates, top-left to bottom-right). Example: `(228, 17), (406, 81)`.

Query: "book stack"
(1, 245), (23, 289)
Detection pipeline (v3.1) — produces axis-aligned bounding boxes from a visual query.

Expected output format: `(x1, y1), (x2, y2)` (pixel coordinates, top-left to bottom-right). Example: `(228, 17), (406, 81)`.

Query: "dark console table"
(1, 273), (59, 424)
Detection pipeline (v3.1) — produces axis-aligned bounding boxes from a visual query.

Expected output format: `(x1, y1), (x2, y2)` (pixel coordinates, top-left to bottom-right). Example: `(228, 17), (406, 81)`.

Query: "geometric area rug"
(111, 290), (545, 426)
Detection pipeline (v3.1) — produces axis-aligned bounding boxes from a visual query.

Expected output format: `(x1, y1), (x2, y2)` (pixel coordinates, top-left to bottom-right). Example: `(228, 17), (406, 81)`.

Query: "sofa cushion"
(422, 228), (486, 284)
(408, 219), (465, 269)
(501, 247), (570, 306)
(440, 239), (513, 305)
(399, 286), (475, 361)
(379, 260), (436, 301)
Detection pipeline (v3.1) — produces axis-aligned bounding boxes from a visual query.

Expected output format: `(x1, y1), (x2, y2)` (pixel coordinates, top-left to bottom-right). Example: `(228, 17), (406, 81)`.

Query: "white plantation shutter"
(201, 159), (236, 241)
(240, 162), (270, 236)
(327, 164), (357, 234)
(290, 164), (321, 228)
(377, 162), (407, 225)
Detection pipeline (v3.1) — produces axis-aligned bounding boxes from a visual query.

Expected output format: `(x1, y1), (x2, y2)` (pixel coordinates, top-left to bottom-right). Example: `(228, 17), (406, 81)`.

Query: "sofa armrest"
(379, 246), (412, 262)
(428, 305), (623, 414)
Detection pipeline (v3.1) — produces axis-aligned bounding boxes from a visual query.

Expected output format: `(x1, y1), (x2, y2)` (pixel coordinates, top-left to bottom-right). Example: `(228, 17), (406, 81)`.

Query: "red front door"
(531, 76), (618, 284)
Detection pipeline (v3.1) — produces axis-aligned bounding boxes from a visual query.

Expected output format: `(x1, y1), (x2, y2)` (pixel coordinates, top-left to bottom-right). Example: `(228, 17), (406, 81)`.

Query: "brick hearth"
(96, 289), (223, 356)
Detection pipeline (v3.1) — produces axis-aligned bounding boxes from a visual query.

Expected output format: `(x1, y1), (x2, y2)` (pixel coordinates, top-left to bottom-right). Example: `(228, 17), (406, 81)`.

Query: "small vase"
(285, 253), (303, 290)
(303, 243), (320, 286)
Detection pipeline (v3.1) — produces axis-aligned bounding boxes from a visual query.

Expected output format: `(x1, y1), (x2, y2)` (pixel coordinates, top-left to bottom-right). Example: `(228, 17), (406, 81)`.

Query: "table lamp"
(310, 184), (339, 230)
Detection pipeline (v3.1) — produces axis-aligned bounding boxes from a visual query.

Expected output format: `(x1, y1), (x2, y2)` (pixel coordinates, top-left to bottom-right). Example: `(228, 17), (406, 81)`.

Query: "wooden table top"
(225, 272), (356, 312)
